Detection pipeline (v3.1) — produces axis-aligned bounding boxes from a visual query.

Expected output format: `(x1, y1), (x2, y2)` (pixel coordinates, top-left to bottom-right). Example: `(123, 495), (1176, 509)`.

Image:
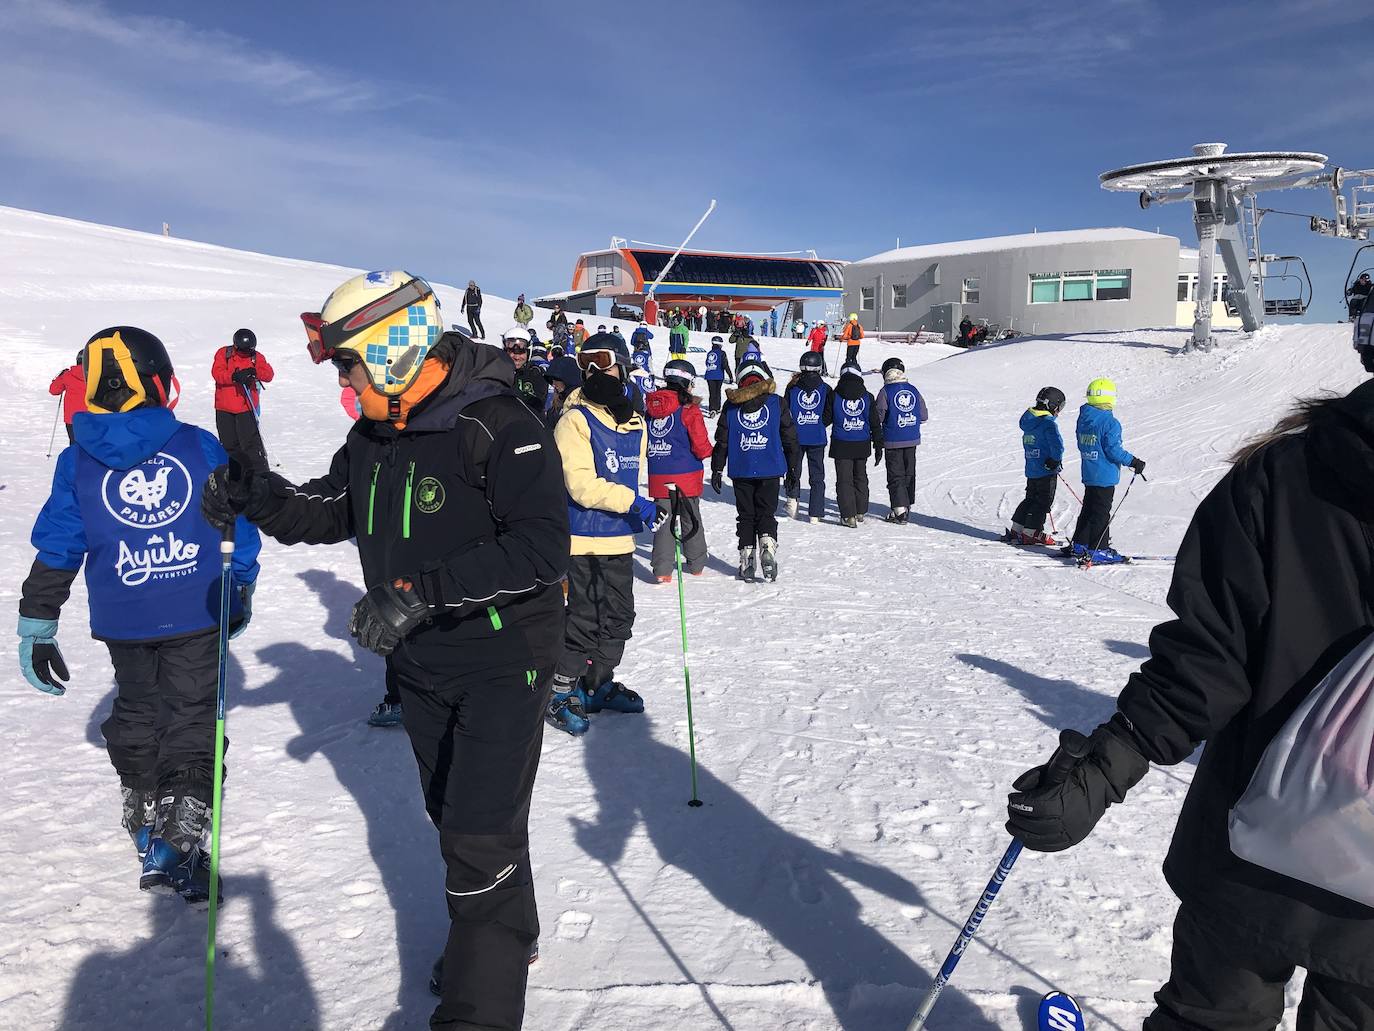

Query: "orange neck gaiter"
(358, 356), (451, 430)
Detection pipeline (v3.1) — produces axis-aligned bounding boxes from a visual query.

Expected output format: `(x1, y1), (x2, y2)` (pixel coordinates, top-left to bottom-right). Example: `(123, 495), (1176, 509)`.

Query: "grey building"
(842, 228), (1181, 340)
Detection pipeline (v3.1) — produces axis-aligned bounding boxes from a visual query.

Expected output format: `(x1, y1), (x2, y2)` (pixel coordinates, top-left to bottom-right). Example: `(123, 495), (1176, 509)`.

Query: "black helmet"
(75, 349), (85, 367)
(800, 351), (823, 371)
(1035, 386), (1067, 415)
(881, 356), (905, 375)
(233, 327), (257, 352)
(83, 326), (175, 413)
(663, 358), (696, 385)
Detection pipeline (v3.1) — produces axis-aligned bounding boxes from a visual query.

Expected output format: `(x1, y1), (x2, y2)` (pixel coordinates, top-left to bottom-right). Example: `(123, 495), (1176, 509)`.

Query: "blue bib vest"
(646, 410), (699, 477)
(704, 349), (725, 380)
(567, 407), (643, 537)
(831, 392), (871, 443)
(632, 350), (651, 374)
(726, 394), (786, 479)
(881, 382), (923, 444)
(789, 386), (829, 447)
(73, 424), (243, 641)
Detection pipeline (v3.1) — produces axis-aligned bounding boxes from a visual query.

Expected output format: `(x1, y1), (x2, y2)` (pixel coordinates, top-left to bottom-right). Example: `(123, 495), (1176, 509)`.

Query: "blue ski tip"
(1038, 991), (1084, 1031)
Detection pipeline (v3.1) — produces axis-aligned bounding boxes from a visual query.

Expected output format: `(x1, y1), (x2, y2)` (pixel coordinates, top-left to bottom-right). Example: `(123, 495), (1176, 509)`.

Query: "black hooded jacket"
(828, 373), (877, 460)
(242, 333), (568, 670)
(1114, 379), (1374, 984)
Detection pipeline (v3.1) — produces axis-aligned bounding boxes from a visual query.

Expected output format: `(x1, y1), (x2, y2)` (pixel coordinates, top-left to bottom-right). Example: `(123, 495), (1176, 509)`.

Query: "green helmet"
(1086, 377), (1117, 409)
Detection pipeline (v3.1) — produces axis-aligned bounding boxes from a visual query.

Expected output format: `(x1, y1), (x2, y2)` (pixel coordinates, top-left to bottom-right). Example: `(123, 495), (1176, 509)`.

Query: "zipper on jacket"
(367, 462), (381, 535)
(403, 461), (416, 539)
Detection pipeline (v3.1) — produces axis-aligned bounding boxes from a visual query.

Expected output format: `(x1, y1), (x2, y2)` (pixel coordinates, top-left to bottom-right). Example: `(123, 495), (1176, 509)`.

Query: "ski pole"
(668, 484), (703, 808)
(905, 729), (1089, 1031)
(45, 395), (62, 459)
(205, 512), (235, 1031)
(1056, 473), (1084, 508)
(239, 383), (278, 469)
(1093, 471), (1141, 553)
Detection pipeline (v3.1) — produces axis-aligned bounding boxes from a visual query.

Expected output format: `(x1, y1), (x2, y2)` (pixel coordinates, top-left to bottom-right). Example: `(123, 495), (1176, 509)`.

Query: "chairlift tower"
(1101, 143), (1328, 351)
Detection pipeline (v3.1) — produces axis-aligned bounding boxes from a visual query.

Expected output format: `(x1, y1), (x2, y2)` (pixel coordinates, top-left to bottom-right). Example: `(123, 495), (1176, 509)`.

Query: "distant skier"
(546, 304), (569, 334)
(48, 350), (87, 444)
(1008, 376), (1374, 1028)
(1068, 378), (1145, 563)
(1004, 386), (1066, 546)
(783, 351), (832, 521)
(710, 358), (799, 582)
(806, 320), (830, 376)
(646, 360), (714, 582)
(630, 331), (655, 395)
(873, 356), (928, 524)
(547, 333), (658, 735)
(19, 326), (261, 901)
(829, 362), (877, 527)
(545, 355), (581, 422)
(513, 294), (534, 329)
(841, 314), (863, 367)
(702, 335), (733, 415)
(793, 318), (806, 339)
(669, 316), (690, 359)
(1348, 272), (1372, 320)
(211, 327), (273, 473)
(462, 279), (484, 338)
(572, 319), (589, 350)
(506, 327), (552, 420)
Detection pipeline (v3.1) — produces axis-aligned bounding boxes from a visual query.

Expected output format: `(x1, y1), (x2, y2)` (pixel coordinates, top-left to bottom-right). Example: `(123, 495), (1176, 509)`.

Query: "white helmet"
(319, 270), (440, 396)
(503, 326), (531, 344)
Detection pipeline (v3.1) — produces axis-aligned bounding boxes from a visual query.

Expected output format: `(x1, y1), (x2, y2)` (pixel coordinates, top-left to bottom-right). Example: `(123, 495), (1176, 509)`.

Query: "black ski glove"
(710, 470), (723, 494)
(231, 367), (258, 387)
(1129, 457), (1147, 476)
(349, 577), (431, 656)
(201, 460), (259, 534)
(1044, 457), (1062, 473)
(1006, 715), (1150, 852)
(873, 447), (884, 466)
(784, 474), (799, 495)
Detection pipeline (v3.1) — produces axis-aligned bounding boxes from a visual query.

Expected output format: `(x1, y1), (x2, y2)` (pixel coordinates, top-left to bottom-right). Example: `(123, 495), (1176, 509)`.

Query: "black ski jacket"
(827, 374), (876, 461)
(241, 333), (568, 673)
(1115, 379), (1374, 985)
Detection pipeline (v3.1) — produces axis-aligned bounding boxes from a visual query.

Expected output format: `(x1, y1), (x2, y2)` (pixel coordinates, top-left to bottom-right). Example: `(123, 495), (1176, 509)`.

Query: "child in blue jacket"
(1068, 377), (1146, 561)
(17, 327), (261, 902)
(1004, 386), (1066, 545)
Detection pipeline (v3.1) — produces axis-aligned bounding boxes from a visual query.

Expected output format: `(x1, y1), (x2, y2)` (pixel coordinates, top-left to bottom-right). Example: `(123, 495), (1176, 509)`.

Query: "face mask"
(582, 369), (623, 406)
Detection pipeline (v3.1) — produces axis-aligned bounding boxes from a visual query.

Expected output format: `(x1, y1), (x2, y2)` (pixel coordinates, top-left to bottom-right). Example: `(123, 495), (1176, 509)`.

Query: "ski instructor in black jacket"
(201, 271), (569, 1031)
(1006, 376), (1374, 1028)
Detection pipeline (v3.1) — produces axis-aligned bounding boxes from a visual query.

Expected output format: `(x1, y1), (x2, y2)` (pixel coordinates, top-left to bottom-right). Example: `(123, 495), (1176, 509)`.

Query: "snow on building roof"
(851, 228), (1177, 265)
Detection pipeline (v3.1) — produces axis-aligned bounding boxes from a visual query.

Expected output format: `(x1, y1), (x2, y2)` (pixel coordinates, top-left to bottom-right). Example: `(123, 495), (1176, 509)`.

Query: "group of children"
(1003, 377), (1146, 566)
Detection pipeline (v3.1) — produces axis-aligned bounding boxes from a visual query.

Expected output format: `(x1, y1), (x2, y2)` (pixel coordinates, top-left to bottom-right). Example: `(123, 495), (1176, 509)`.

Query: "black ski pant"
(557, 553), (635, 691)
(787, 445), (827, 519)
(1071, 484), (1115, 550)
(215, 409), (269, 474)
(651, 494), (707, 577)
(1145, 904), (1374, 1031)
(707, 379), (723, 411)
(732, 476), (780, 548)
(391, 627), (558, 1031)
(1011, 474), (1057, 534)
(102, 629), (222, 799)
(383, 656), (400, 706)
(834, 457), (870, 519)
(884, 445), (917, 511)
(64, 422), (76, 445)
(845, 343), (860, 367)
(466, 306), (485, 339)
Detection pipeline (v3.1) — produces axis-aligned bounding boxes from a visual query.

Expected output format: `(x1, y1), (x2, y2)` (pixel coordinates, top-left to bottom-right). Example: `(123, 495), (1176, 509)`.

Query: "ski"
(1036, 991), (1084, 1031)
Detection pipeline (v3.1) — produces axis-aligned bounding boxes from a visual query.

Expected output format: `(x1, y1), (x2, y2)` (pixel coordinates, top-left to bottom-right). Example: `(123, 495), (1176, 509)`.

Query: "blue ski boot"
(367, 700), (404, 728)
(139, 791), (220, 903)
(120, 785), (157, 861)
(1079, 546), (1128, 567)
(583, 681), (645, 714)
(545, 682), (590, 735)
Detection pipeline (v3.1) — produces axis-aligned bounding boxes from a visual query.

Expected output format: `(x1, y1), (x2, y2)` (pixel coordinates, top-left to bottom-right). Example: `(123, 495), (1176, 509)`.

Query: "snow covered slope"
(0, 206), (1360, 1030)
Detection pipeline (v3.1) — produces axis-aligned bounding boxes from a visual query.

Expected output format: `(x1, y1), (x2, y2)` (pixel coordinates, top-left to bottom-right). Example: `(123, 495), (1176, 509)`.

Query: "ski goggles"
(301, 276), (434, 364)
(577, 348), (617, 373)
(503, 340), (529, 354)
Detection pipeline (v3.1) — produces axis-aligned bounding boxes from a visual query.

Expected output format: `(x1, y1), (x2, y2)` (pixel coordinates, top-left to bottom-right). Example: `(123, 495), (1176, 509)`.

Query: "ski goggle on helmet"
(301, 271), (440, 396)
(84, 326), (175, 414)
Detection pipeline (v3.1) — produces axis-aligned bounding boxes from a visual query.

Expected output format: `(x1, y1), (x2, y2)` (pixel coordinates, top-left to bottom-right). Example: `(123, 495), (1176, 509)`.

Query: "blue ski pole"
(906, 728), (1089, 1030)
(204, 518), (235, 1031)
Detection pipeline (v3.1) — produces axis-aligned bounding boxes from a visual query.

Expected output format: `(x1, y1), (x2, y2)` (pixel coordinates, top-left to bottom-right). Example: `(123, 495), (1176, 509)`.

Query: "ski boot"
(120, 784), (157, 861)
(430, 939), (540, 996)
(785, 496), (799, 518)
(1059, 542), (1083, 559)
(999, 526), (1019, 544)
(655, 574), (673, 584)
(367, 700), (404, 728)
(737, 546), (756, 582)
(141, 791), (220, 902)
(883, 507), (908, 525)
(1079, 546), (1128, 568)
(584, 680), (645, 714)
(840, 516), (858, 528)
(1031, 530), (1057, 547)
(545, 677), (590, 735)
(758, 535), (779, 582)
(856, 513), (867, 523)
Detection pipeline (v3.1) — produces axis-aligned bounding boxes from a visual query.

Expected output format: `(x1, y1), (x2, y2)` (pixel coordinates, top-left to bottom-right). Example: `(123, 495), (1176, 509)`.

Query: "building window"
(1029, 273), (1061, 304)
(860, 286), (875, 311)
(891, 283), (907, 308)
(1177, 275), (1190, 302)
(962, 277), (980, 304)
(1063, 272), (1094, 302)
(1095, 269), (1131, 301)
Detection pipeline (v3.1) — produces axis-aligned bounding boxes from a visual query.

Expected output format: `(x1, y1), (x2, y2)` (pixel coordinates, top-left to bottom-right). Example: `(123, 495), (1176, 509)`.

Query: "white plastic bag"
(1229, 631), (1374, 907)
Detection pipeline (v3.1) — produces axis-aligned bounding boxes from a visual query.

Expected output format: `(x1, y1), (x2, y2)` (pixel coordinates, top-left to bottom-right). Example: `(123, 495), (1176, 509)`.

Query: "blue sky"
(2, 0), (1372, 320)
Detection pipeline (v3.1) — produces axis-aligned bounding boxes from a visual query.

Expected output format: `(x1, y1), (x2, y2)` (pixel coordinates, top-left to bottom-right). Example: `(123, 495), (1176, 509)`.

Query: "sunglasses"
(577, 349), (617, 373)
(302, 276), (432, 365)
(331, 353), (361, 375)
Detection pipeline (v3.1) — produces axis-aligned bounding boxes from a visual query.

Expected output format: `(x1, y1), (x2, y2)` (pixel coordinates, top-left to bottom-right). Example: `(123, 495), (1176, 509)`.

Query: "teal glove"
(18, 616), (69, 696)
(230, 582), (255, 641)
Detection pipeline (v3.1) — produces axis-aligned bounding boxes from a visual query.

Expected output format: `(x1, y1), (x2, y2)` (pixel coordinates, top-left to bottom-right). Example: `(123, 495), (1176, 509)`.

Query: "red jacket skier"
(210, 328), (274, 471)
(49, 353), (87, 442)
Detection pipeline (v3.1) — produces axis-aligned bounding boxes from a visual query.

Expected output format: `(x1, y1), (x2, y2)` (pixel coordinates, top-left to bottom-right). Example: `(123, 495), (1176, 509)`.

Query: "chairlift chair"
(1259, 256), (1312, 317)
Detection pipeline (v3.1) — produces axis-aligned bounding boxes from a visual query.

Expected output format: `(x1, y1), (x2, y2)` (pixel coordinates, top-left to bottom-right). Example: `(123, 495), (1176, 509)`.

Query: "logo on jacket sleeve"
(102, 453), (192, 528)
(415, 476), (445, 514)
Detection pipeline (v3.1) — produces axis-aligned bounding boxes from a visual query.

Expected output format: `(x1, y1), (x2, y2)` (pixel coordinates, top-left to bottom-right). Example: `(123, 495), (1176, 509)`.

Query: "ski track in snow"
(0, 207), (1342, 1029)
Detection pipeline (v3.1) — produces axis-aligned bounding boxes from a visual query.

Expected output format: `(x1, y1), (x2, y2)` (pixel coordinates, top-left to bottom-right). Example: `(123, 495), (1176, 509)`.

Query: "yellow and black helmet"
(84, 326), (175, 413)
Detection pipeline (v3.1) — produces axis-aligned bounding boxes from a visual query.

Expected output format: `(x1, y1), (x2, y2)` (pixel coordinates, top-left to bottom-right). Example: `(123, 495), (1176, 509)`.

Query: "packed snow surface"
(0, 207), (1362, 1030)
